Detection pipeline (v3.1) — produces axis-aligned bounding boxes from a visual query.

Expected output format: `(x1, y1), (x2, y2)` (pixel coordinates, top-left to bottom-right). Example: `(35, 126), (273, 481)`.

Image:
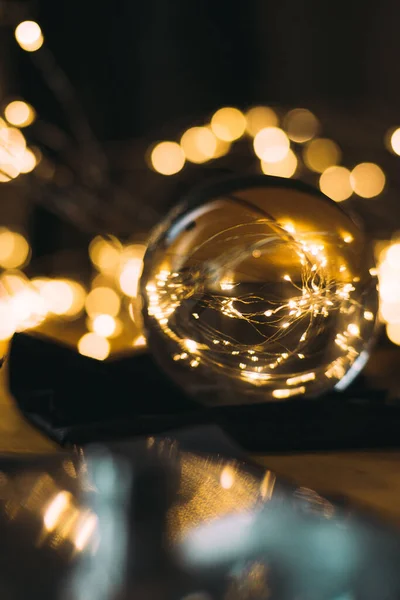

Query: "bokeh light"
(0, 301), (17, 340)
(15, 21), (44, 52)
(303, 138), (341, 173)
(40, 280), (74, 315)
(210, 107), (246, 142)
(91, 314), (117, 338)
(0, 127), (26, 158)
(85, 287), (120, 317)
(0, 229), (30, 269)
(389, 128), (400, 155)
(150, 141), (185, 175)
(253, 127), (290, 163)
(350, 163), (385, 198)
(78, 333), (110, 360)
(284, 108), (319, 143)
(319, 166), (352, 202)
(133, 335), (146, 347)
(89, 236), (122, 274)
(386, 243), (400, 269)
(119, 258), (143, 297)
(245, 106), (278, 136)
(4, 101), (36, 128)
(386, 323), (400, 346)
(180, 127), (217, 163)
(260, 148), (297, 178)
(17, 148), (37, 173)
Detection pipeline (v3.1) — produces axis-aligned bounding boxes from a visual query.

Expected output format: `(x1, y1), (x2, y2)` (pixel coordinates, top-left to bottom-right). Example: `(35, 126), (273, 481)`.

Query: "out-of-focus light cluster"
(15, 21), (44, 52)
(377, 241), (400, 345)
(0, 106), (38, 182)
(5, 101), (36, 128)
(76, 237), (148, 360)
(147, 104), (387, 206)
(319, 166), (352, 202)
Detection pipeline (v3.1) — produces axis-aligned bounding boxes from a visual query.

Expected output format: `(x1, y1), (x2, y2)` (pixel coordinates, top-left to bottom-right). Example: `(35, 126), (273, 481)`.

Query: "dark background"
(1, 0), (400, 269)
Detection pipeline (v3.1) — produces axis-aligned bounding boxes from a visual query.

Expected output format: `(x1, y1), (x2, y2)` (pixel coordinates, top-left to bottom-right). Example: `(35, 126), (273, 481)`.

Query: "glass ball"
(140, 175), (378, 405)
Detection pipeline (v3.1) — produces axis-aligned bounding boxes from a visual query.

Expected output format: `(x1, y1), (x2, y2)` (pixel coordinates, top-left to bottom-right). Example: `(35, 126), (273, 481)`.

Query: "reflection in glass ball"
(141, 176), (378, 405)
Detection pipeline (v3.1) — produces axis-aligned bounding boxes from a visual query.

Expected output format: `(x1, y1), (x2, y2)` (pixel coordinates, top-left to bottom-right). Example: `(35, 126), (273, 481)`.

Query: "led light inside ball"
(141, 177), (377, 406)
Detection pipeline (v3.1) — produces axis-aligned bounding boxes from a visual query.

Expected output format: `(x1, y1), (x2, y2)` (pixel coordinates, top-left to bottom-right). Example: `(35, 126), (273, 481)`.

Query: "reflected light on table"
(44, 491), (72, 532)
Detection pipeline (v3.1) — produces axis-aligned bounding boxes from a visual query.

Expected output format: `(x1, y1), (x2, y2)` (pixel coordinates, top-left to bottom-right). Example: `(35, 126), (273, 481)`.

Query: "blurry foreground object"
(0, 431), (399, 599)
(141, 175), (378, 406)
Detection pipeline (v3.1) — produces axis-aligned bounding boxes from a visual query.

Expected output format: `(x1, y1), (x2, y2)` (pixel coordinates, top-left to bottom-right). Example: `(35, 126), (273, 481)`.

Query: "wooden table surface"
(1, 354), (399, 524)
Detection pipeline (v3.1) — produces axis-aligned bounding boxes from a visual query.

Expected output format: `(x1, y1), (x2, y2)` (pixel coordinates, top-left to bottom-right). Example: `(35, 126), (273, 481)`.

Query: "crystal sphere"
(140, 175), (378, 405)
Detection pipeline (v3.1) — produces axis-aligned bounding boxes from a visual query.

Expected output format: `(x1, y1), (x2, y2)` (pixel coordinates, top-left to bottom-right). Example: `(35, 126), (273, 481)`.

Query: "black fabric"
(8, 332), (400, 451)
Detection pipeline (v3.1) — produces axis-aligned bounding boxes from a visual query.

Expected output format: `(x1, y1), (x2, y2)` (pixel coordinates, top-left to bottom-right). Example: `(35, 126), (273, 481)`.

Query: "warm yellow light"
(0, 126), (26, 158)
(40, 280), (74, 315)
(0, 300), (17, 340)
(319, 166), (352, 202)
(180, 127), (217, 163)
(108, 317), (123, 338)
(364, 310), (374, 321)
(220, 466), (235, 489)
(85, 287), (120, 317)
(44, 491), (71, 532)
(208, 127), (231, 158)
(62, 280), (86, 316)
(380, 302), (400, 324)
(150, 141), (185, 175)
(261, 148), (297, 178)
(272, 386), (306, 399)
(284, 108), (319, 143)
(15, 21), (44, 51)
(78, 332), (110, 360)
(350, 163), (385, 198)
(245, 106), (278, 136)
(387, 322), (400, 346)
(0, 229), (30, 269)
(390, 128), (400, 155)
(347, 323), (360, 336)
(17, 148), (37, 173)
(74, 513), (98, 551)
(91, 314), (116, 338)
(386, 243), (400, 268)
(4, 101), (35, 128)
(89, 235), (122, 273)
(119, 258), (143, 297)
(303, 138), (341, 173)
(210, 107), (246, 142)
(133, 334), (146, 347)
(253, 127), (289, 163)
